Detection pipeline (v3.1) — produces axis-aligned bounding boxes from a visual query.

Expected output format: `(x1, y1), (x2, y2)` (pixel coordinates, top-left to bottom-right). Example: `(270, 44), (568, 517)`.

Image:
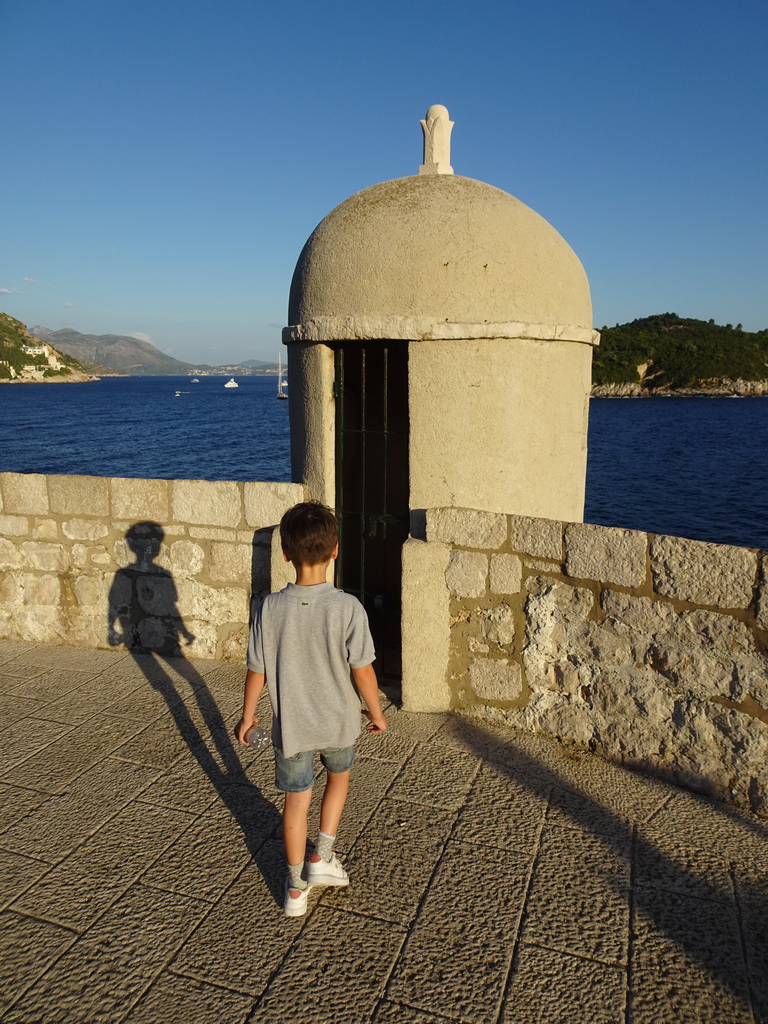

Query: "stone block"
(168, 540), (205, 578)
(565, 522), (647, 587)
(48, 475), (108, 516)
(14, 604), (64, 642)
(651, 534), (757, 608)
(31, 518), (58, 541)
(71, 574), (105, 609)
(20, 573), (61, 606)
(0, 515), (28, 538)
(601, 589), (676, 635)
(489, 552), (522, 594)
(480, 603), (515, 645)
(62, 519), (109, 541)
(445, 549), (487, 598)
(172, 479), (242, 528)
(243, 481), (304, 528)
(469, 657), (522, 701)
(175, 579), (249, 623)
(209, 541), (251, 583)
(111, 476), (169, 521)
(20, 541), (69, 572)
(0, 538), (22, 570)
(756, 554), (768, 631)
(401, 538), (451, 712)
(1, 472), (49, 515)
(508, 513), (563, 559)
(427, 507), (507, 549)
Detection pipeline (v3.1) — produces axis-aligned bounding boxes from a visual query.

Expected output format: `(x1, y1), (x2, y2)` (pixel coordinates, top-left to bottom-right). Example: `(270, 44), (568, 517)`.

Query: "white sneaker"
(283, 879), (312, 917)
(306, 854), (349, 887)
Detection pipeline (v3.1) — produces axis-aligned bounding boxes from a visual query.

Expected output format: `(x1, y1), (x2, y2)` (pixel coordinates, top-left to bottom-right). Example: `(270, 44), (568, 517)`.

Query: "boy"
(236, 501), (387, 917)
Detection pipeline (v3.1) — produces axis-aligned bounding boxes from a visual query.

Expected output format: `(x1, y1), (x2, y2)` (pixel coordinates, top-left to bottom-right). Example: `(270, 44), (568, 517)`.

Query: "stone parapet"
(403, 507), (768, 819)
(0, 472), (304, 661)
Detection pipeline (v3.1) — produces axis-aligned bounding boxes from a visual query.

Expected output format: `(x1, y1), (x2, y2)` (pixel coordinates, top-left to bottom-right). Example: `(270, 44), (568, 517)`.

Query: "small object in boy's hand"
(245, 725), (270, 749)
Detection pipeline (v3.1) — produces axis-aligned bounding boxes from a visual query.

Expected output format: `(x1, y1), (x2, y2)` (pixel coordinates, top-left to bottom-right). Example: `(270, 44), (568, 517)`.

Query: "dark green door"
(334, 342), (409, 684)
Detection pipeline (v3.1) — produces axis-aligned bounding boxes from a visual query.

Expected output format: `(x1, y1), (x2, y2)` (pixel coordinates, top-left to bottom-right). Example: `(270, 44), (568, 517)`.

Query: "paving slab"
(2, 639), (768, 1024)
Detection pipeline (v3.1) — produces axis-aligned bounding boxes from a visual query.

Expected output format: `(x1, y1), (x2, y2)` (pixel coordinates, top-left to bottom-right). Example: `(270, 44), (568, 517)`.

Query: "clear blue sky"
(2, 0), (766, 364)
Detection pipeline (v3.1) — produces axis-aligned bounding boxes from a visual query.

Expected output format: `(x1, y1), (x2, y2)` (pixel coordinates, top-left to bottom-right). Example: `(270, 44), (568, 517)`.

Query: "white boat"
(191, 378), (200, 383)
(224, 378), (239, 388)
(277, 351), (288, 400)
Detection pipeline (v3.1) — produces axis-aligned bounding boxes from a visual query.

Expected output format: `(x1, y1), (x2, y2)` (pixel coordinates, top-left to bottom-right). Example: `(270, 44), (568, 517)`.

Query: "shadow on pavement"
(106, 521), (283, 904)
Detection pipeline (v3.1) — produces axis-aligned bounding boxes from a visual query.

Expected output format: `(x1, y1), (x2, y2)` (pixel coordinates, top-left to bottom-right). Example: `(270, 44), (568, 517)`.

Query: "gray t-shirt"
(246, 582), (375, 758)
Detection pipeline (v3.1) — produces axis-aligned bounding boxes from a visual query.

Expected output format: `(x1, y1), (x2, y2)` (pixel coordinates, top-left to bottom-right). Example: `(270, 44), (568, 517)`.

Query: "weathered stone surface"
(502, 945), (626, 1024)
(1, 472), (49, 515)
(20, 541), (69, 572)
(445, 549), (487, 597)
(480, 603), (515, 645)
(427, 506), (507, 549)
(209, 541), (251, 584)
(243, 481), (304, 528)
(48, 474), (109, 516)
(522, 825), (630, 965)
(565, 522), (647, 587)
(111, 477), (169, 521)
(123, 972), (255, 1023)
(453, 762), (548, 852)
(30, 518), (58, 541)
(508, 513), (563, 559)
(469, 657), (522, 702)
(489, 551), (522, 594)
(19, 573), (60, 606)
(401, 538), (452, 713)
(651, 534), (757, 608)
(387, 839), (528, 1020)
(168, 540), (205, 578)
(386, 741), (478, 810)
(0, 539), (22, 570)
(0, 515), (28, 538)
(0, 911), (77, 1014)
(62, 518), (109, 541)
(172, 479), (242, 528)
(629, 888), (751, 1024)
(255, 906), (406, 1024)
(756, 554), (768, 631)
(175, 580), (248, 623)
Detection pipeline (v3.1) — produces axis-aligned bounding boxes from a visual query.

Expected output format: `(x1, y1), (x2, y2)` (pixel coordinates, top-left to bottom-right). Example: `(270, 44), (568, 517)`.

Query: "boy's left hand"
(235, 716), (258, 745)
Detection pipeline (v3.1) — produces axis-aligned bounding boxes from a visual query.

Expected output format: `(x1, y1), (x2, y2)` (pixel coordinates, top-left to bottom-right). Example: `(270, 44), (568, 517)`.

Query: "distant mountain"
(593, 313), (768, 394)
(30, 326), (202, 376)
(239, 358), (277, 369)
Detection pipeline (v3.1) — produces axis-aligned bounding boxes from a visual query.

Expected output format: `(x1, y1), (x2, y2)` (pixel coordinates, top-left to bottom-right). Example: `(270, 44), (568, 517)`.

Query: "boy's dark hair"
(280, 501), (338, 566)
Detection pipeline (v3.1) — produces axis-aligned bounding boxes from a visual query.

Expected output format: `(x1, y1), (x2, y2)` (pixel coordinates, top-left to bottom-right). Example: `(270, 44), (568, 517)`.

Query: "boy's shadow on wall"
(107, 521), (282, 900)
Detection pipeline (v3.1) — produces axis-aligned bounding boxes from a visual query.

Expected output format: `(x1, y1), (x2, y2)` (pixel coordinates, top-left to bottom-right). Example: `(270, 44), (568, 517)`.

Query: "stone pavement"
(1, 639), (767, 1024)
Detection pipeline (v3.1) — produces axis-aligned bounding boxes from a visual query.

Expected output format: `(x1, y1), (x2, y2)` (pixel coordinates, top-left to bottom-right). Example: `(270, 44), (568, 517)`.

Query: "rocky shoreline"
(591, 378), (768, 398)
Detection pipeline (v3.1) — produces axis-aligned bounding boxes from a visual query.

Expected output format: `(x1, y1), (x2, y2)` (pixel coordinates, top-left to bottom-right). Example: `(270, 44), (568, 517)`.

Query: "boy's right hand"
(363, 709), (387, 733)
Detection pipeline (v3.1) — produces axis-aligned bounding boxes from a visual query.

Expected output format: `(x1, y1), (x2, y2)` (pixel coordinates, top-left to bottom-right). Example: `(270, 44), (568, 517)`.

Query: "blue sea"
(1, 376), (767, 550)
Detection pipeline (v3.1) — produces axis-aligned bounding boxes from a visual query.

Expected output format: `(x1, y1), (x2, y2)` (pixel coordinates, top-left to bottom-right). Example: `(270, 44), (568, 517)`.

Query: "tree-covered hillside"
(0, 313), (88, 380)
(593, 313), (768, 389)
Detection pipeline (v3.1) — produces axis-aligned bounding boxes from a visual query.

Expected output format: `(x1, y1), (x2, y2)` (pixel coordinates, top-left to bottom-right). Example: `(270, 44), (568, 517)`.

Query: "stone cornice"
(283, 316), (600, 346)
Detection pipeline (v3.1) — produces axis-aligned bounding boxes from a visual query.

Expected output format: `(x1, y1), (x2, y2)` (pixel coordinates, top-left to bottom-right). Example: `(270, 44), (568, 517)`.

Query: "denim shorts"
(274, 744), (356, 793)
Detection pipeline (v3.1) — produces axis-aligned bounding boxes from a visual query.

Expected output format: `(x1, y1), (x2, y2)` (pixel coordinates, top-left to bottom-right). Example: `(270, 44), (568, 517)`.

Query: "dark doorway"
(334, 342), (409, 686)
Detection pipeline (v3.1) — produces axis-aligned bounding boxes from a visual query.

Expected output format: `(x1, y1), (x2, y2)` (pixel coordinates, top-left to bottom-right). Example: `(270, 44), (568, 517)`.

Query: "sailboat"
(277, 351), (288, 400)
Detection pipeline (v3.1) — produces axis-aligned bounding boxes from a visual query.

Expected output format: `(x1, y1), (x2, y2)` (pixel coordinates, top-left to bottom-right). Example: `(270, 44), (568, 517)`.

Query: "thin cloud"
(128, 332), (152, 343)
(65, 302), (77, 308)
(0, 287), (21, 294)
(23, 277), (37, 284)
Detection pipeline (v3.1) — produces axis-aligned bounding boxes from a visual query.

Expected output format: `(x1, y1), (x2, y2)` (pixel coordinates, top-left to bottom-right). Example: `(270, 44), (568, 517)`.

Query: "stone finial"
(419, 104), (454, 175)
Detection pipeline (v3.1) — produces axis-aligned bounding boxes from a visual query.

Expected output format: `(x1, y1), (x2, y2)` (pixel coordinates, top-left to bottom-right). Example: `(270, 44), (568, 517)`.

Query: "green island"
(593, 313), (768, 396)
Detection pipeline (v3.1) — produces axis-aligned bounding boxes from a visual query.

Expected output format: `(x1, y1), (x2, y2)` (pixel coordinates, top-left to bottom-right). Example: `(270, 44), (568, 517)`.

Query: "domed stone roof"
(286, 173), (594, 343)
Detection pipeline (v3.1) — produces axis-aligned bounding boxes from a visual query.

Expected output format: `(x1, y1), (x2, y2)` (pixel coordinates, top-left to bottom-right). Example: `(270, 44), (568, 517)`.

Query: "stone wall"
(0, 472), (304, 661)
(402, 508), (768, 818)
